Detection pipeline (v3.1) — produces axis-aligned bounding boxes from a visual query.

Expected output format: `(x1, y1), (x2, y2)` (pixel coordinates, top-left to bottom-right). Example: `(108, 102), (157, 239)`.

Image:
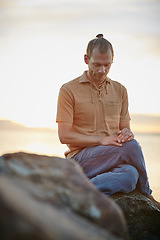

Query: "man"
(56, 34), (160, 208)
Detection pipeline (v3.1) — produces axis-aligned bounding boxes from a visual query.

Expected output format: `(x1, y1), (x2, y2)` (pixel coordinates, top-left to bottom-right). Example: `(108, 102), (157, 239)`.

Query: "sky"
(0, 0), (160, 128)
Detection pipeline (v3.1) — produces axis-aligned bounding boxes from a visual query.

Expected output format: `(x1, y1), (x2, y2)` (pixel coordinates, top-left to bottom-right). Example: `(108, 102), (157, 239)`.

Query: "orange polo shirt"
(56, 71), (130, 158)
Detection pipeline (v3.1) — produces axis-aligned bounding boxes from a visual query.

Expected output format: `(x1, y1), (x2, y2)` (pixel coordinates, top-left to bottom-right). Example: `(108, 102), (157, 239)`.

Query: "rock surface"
(112, 192), (160, 240)
(0, 152), (128, 240)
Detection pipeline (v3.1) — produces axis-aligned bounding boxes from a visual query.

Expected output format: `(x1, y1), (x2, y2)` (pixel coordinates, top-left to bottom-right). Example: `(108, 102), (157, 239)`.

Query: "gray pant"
(73, 139), (152, 197)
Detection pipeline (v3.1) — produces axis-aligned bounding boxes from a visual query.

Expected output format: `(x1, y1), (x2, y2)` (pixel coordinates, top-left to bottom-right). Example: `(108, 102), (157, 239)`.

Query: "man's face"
(85, 47), (113, 84)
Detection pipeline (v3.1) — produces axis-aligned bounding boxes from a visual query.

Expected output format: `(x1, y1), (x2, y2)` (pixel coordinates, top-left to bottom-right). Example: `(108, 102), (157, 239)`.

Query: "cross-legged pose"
(56, 34), (160, 209)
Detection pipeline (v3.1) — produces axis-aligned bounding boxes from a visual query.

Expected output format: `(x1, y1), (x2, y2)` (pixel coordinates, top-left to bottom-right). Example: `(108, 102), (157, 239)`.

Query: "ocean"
(0, 129), (160, 200)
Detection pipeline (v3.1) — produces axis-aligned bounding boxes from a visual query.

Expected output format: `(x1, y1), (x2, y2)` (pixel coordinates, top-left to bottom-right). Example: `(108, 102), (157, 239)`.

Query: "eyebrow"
(93, 61), (113, 65)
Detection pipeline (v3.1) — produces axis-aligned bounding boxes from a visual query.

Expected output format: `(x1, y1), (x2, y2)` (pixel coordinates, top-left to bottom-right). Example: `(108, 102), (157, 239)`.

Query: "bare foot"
(148, 195), (160, 210)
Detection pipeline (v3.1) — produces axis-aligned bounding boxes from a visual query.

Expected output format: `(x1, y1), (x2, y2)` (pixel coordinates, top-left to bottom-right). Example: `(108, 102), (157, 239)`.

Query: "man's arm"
(58, 122), (123, 147)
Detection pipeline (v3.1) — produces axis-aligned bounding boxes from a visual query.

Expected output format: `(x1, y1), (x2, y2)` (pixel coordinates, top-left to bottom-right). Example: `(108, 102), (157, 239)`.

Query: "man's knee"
(118, 164), (139, 193)
(124, 139), (141, 152)
(121, 139), (143, 163)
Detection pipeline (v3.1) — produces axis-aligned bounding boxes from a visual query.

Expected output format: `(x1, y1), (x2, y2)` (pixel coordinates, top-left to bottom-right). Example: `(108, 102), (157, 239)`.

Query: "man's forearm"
(59, 128), (102, 147)
(58, 124), (123, 147)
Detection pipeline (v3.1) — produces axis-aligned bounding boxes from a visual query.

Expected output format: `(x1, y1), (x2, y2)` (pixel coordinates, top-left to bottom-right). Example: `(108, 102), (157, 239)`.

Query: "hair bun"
(96, 34), (103, 38)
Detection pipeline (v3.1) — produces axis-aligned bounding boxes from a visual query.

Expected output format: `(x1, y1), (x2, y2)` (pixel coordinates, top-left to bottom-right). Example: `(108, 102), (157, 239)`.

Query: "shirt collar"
(78, 71), (111, 84)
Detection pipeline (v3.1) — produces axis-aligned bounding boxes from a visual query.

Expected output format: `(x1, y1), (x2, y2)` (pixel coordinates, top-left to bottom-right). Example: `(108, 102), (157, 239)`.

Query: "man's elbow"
(59, 137), (66, 144)
(58, 123), (72, 144)
(58, 134), (65, 144)
(58, 132), (69, 144)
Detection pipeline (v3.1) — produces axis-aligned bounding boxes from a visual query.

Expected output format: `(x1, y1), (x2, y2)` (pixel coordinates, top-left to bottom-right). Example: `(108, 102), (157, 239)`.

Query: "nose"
(98, 66), (106, 74)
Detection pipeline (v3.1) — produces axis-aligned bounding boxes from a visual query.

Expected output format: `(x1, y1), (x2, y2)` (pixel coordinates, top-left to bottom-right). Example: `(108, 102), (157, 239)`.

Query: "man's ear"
(84, 54), (89, 64)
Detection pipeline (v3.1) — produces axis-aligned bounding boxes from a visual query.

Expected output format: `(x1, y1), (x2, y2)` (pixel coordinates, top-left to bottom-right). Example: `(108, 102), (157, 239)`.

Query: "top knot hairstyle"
(86, 34), (114, 59)
(96, 33), (104, 38)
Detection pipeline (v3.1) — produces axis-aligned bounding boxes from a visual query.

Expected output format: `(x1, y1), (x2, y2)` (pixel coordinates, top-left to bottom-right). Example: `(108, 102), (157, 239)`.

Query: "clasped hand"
(101, 128), (134, 147)
(117, 128), (134, 143)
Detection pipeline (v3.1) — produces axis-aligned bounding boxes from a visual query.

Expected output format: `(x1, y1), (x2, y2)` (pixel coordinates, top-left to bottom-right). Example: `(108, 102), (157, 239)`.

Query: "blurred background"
(0, 0), (160, 198)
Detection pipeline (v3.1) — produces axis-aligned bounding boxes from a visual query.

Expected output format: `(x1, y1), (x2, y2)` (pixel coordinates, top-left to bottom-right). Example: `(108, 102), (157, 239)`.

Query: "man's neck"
(86, 72), (106, 86)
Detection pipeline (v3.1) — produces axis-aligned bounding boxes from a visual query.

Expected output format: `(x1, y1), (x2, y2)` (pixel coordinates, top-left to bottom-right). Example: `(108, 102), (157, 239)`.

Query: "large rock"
(0, 152), (128, 240)
(112, 192), (160, 240)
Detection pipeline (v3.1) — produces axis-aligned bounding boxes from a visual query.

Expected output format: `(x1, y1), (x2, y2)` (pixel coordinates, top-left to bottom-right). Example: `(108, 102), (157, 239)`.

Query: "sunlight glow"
(0, 0), (160, 129)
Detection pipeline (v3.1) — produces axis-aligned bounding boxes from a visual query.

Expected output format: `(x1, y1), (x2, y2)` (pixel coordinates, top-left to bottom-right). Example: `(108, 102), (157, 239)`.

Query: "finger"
(121, 130), (133, 138)
(118, 130), (129, 139)
(117, 133), (128, 142)
(118, 138), (127, 143)
(112, 139), (122, 146)
(118, 130), (121, 135)
(121, 132), (134, 142)
(119, 128), (128, 134)
(113, 142), (122, 147)
(128, 133), (134, 141)
(118, 133), (132, 143)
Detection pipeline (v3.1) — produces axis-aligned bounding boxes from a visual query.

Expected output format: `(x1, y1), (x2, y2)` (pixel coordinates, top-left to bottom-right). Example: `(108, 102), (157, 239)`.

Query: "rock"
(0, 152), (128, 240)
(112, 192), (160, 240)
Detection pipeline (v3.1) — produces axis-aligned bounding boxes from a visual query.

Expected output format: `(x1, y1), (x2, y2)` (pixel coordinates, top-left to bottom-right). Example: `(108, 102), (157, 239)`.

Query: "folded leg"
(90, 164), (139, 196)
(73, 139), (152, 196)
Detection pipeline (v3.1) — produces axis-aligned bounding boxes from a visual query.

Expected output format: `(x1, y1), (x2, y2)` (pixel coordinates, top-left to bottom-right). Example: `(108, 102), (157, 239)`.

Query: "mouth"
(92, 71), (107, 81)
(97, 74), (106, 80)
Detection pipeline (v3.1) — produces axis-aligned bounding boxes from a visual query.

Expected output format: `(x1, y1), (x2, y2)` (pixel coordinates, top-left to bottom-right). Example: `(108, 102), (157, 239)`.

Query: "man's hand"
(100, 135), (123, 147)
(117, 128), (134, 143)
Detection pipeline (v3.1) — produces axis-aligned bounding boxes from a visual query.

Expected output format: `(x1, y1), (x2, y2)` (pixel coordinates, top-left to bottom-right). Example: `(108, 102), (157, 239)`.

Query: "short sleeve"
(120, 86), (131, 121)
(56, 86), (74, 123)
